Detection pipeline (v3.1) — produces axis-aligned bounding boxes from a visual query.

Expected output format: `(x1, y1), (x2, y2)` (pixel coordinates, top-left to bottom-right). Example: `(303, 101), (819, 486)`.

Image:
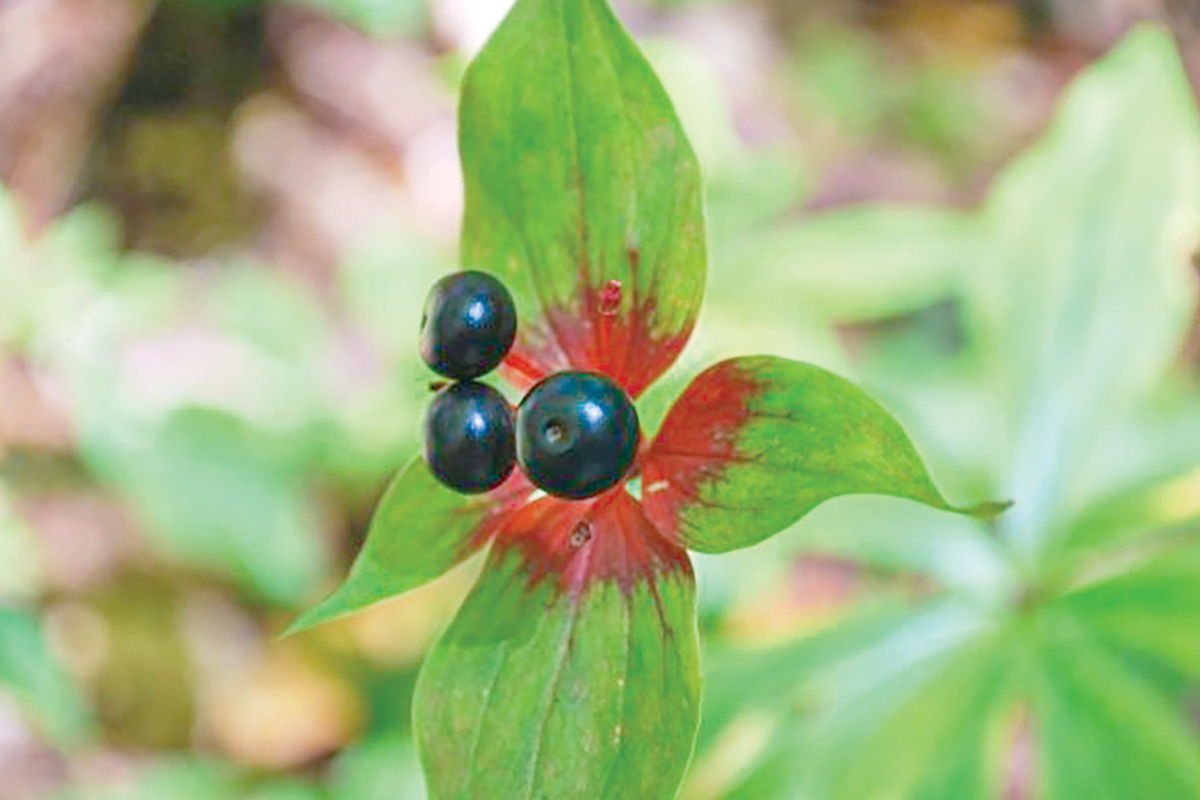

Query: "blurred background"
(1, 0), (1200, 798)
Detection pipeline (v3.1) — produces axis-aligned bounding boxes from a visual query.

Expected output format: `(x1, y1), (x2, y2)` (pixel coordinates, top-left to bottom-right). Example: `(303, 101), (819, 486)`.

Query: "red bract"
(491, 487), (691, 595)
(500, 263), (695, 401)
(474, 269), (711, 593)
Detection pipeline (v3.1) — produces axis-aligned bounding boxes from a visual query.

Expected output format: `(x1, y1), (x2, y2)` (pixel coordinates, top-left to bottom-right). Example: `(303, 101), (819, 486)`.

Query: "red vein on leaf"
(500, 350), (546, 390)
(642, 360), (767, 535)
(454, 471), (537, 557)
(596, 278), (620, 376)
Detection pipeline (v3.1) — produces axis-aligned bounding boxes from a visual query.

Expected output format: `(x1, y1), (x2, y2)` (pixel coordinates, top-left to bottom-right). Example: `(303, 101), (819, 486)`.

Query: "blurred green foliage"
(0, 610), (93, 748)
(688, 22), (1200, 800)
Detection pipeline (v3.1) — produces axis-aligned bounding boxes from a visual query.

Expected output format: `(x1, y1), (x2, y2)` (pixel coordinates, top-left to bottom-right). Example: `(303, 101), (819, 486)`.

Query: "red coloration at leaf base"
(458, 469), (538, 555)
(484, 252), (701, 598)
(448, 432), (692, 598)
(641, 359), (766, 537)
(500, 252), (693, 399)
(498, 349), (545, 389)
(490, 487), (691, 596)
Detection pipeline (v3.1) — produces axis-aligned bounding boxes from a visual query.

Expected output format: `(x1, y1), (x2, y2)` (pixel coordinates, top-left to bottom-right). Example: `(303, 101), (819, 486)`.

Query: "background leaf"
(972, 24), (1200, 553)
(86, 407), (329, 607)
(1031, 610), (1200, 800)
(704, 599), (1007, 800)
(713, 205), (978, 323)
(1056, 542), (1200, 676)
(705, 23), (1200, 800)
(0, 608), (93, 748)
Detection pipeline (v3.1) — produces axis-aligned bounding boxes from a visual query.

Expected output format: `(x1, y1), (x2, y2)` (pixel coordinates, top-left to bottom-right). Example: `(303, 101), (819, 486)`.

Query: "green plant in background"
(290, 0), (1002, 798)
(0, 609), (93, 749)
(693, 23), (1200, 800)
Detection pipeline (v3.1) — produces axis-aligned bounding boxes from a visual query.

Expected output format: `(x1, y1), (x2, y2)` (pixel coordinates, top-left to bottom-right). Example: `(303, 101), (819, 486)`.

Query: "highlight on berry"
(419, 270), (518, 380)
(423, 380), (516, 495)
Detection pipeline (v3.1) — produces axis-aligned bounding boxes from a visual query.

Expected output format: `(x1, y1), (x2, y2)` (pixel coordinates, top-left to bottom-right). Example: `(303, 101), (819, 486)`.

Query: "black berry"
(516, 371), (640, 500)
(424, 381), (515, 494)
(419, 271), (517, 380)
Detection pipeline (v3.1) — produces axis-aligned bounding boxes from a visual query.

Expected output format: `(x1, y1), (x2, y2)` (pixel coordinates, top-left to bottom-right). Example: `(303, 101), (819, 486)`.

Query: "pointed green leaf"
(414, 498), (700, 800)
(1032, 611), (1200, 800)
(288, 458), (529, 633)
(713, 600), (1007, 800)
(974, 24), (1200, 545)
(811, 631), (1012, 800)
(1058, 544), (1200, 676)
(642, 355), (1006, 554)
(697, 602), (917, 756)
(460, 0), (705, 398)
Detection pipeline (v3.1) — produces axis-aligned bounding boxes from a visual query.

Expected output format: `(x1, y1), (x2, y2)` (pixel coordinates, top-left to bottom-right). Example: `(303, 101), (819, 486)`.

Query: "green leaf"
(713, 599), (1007, 800)
(787, 497), (1016, 602)
(790, 601), (1008, 800)
(59, 757), (240, 800)
(717, 205), (978, 323)
(459, 0), (705, 398)
(1058, 543), (1200, 676)
(414, 549), (700, 800)
(86, 407), (329, 607)
(289, 458), (525, 633)
(809, 633), (1011, 800)
(1032, 610), (1200, 800)
(642, 355), (1006, 553)
(970, 24), (1200, 548)
(696, 601), (917, 755)
(329, 732), (426, 800)
(0, 608), (93, 748)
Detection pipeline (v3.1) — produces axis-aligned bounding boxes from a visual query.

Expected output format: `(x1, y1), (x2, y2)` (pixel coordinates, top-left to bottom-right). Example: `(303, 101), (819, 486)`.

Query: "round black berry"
(424, 381), (515, 494)
(419, 270), (517, 380)
(516, 371), (640, 500)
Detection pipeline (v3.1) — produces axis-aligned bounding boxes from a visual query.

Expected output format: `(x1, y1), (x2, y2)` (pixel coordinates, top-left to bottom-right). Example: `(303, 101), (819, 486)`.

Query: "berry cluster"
(419, 271), (639, 500)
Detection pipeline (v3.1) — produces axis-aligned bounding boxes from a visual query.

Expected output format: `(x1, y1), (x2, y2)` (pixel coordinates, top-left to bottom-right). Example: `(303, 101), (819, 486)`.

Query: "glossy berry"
(424, 381), (515, 494)
(419, 270), (517, 380)
(516, 371), (640, 500)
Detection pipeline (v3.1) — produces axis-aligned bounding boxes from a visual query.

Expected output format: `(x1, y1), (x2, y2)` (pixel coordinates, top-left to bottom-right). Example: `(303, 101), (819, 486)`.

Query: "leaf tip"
(278, 609), (325, 639)
(279, 588), (356, 638)
(953, 499), (1014, 519)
